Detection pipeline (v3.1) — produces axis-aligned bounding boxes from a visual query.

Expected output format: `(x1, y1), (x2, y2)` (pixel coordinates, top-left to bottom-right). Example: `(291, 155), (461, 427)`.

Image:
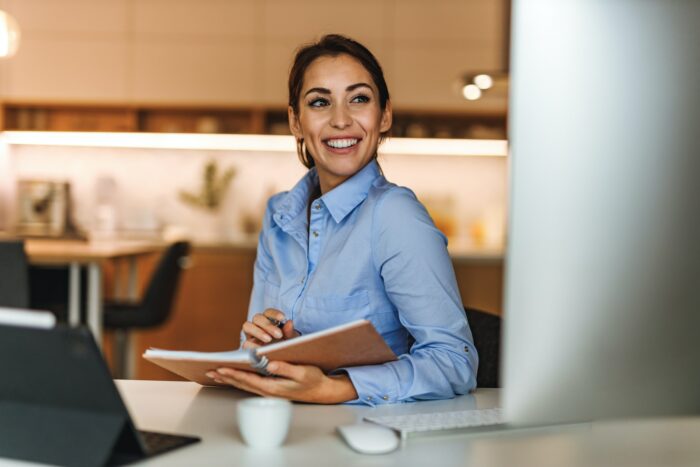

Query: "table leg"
(124, 257), (139, 378)
(127, 257), (138, 300)
(87, 262), (103, 347)
(113, 258), (124, 300)
(68, 263), (81, 326)
(124, 331), (135, 379)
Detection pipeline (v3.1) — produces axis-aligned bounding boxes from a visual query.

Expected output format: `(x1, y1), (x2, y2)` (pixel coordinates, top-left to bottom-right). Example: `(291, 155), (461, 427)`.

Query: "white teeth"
(326, 138), (358, 149)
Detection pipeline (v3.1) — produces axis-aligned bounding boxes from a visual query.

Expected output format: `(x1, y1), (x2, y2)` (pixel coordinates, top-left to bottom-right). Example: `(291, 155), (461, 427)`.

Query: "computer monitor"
(503, 0), (700, 426)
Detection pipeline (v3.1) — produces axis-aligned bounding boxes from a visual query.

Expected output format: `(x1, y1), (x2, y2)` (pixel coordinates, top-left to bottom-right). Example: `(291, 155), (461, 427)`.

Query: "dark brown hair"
(288, 34), (391, 168)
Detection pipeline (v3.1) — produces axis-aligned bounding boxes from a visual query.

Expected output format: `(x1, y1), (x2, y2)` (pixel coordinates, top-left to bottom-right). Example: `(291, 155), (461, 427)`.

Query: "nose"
(329, 103), (352, 129)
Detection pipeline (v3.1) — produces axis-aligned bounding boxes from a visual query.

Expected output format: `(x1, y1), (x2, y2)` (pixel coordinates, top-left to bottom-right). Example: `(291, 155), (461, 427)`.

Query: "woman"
(207, 34), (478, 405)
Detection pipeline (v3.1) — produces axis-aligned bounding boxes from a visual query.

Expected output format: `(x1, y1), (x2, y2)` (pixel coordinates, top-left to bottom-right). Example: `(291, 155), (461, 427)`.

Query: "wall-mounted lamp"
(460, 72), (508, 101)
(0, 10), (21, 59)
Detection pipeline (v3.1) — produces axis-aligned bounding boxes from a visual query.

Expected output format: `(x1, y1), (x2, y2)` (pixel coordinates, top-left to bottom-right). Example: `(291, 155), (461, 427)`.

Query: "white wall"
(3, 143), (508, 244)
(0, 0), (507, 111)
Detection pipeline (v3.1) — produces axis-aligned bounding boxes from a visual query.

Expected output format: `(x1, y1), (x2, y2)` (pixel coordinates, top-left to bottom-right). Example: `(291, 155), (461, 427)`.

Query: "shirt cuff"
(334, 364), (400, 407)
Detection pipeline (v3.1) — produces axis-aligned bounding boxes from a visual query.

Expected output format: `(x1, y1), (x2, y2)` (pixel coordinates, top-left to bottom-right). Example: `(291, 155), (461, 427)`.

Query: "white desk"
(111, 381), (700, 467)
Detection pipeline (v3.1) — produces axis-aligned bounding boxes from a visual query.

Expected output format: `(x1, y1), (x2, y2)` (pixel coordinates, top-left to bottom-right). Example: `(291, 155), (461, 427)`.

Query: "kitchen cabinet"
(1, 102), (270, 134)
(115, 246), (503, 381)
(125, 247), (256, 381)
(2, 0), (508, 110)
(1, 101), (506, 139)
(453, 261), (504, 316)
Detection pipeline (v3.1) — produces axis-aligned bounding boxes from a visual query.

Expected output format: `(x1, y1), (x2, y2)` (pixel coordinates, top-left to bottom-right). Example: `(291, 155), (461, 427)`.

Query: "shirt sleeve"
(341, 187), (479, 406)
(242, 200), (276, 347)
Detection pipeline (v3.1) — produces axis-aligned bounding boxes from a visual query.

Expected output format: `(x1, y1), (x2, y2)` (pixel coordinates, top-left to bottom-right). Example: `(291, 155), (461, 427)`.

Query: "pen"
(265, 315), (287, 329)
(266, 315), (302, 338)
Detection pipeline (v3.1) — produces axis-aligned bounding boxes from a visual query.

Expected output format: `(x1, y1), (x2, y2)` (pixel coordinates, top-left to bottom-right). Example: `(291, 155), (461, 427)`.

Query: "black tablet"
(0, 322), (200, 466)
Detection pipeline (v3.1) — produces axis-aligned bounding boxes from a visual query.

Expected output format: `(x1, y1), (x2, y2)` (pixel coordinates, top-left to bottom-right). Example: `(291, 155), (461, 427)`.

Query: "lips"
(324, 138), (360, 149)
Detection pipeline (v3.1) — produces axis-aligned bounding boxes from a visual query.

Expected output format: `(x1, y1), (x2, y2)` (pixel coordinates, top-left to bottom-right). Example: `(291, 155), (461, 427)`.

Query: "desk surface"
(104, 381), (700, 467)
(24, 239), (163, 264)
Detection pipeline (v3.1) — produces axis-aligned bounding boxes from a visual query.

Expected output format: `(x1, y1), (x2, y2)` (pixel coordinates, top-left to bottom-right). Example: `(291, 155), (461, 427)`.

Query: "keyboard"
(109, 430), (200, 465)
(140, 430), (200, 456)
(364, 407), (505, 438)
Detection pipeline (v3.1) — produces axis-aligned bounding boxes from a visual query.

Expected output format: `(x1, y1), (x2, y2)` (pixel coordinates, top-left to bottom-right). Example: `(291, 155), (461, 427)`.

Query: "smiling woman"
(288, 53), (392, 194)
(287, 36), (391, 174)
(210, 34), (479, 406)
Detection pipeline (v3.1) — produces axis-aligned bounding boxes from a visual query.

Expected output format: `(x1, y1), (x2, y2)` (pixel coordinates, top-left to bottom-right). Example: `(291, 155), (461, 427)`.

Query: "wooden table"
(24, 239), (163, 346)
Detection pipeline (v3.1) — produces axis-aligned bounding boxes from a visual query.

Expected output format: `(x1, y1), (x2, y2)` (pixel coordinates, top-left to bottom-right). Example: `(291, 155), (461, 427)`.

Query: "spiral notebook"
(143, 319), (397, 386)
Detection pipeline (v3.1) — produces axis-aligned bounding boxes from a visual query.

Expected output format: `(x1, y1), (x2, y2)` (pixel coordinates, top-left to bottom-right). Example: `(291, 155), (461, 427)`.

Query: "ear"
(379, 100), (393, 133)
(288, 106), (303, 140)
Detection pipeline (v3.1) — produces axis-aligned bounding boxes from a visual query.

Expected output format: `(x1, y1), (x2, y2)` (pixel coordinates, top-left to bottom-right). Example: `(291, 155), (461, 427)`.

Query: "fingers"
(282, 320), (299, 339)
(242, 317), (279, 343)
(241, 338), (261, 350)
(253, 313), (284, 340)
(206, 369), (262, 395)
(206, 364), (332, 403)
(241, 309), (295, 347)
(262, 308), (287, 324)
(241, 320), (271, 343)
(266, 360), (306, 381)
(212, 368), (278, 397)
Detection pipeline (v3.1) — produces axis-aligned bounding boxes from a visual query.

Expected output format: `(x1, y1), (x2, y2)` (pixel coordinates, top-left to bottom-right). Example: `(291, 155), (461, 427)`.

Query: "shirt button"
(300, 276), (305, 284)
(314, 203), (321, 210)
(312, 230), (319, 238)
(382, 395), (389, 401)
(366, 396), (373, 401)
(464, 346), (470, 353)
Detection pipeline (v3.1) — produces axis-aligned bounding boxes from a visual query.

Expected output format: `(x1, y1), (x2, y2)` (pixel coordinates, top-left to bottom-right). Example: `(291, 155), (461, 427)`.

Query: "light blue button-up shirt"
(246, 160), (478, 406)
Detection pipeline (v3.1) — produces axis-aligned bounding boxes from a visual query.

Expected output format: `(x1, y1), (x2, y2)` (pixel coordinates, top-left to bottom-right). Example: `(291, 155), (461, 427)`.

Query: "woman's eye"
(308, 98), (329, 108)
(351, 94), (370, 104)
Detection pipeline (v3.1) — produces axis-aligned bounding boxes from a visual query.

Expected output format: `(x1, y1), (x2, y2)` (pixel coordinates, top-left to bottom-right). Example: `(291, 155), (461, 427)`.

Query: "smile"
(324, 138), (360, 149)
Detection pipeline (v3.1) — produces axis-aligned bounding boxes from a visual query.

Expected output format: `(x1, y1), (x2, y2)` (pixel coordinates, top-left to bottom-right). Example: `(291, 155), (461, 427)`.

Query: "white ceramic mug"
(236, 397), (293, 448)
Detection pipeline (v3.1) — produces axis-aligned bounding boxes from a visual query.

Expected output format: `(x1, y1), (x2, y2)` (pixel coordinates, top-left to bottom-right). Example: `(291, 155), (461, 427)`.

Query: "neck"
(318, 176), (338, 195)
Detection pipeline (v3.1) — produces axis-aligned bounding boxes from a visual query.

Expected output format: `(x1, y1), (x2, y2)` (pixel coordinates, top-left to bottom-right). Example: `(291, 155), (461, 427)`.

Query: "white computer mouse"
(337, 423), (400, 454)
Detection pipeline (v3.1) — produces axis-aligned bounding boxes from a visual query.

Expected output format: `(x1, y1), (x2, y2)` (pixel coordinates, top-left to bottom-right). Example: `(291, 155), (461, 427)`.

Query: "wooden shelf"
(391, 110), (507, 139)
(1, 101), (507, 139)
(3, 102), (139, 132)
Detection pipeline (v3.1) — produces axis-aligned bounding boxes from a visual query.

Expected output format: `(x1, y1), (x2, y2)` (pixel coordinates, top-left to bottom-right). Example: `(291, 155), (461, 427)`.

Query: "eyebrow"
(303, 82), (374, 97)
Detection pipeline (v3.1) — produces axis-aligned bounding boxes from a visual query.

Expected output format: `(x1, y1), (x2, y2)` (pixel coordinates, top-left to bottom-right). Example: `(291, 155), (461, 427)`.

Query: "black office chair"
(464, 306), (502, 388)
(28, 266), (72, 322)
(0, 240), (30, 308)
(104, 241), (191, 378)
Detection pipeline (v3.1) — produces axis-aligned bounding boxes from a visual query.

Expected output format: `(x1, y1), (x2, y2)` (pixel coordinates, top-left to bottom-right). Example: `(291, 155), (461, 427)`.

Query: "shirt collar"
(271, 168), (318, 228)
(321, 159), (381, 224)
(272, 160), (381, 226)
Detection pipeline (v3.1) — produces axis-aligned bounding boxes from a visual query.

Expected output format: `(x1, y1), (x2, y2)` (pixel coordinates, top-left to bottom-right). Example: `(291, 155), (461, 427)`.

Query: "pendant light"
(0, 10), (21, 59)
(458, 0), (511, 101)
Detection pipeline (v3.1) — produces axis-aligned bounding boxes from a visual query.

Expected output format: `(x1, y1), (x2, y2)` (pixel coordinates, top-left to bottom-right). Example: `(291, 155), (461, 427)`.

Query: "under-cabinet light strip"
(1, 131), (508, 157)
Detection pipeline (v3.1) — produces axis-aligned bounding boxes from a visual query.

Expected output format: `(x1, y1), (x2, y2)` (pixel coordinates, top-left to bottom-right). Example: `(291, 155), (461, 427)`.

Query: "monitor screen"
(503, 0), (700, 426)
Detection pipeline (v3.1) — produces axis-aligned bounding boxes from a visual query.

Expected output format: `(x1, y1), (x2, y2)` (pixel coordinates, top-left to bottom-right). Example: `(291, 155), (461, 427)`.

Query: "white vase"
(190, 210), (225, 243)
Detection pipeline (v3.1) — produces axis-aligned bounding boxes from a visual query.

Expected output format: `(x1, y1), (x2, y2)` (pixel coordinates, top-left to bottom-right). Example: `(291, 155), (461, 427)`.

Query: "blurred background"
(0, 0), (509, 379)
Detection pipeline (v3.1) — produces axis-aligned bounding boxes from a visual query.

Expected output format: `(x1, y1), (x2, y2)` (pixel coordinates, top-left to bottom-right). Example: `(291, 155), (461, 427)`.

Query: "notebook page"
(143, 348), (251, 362)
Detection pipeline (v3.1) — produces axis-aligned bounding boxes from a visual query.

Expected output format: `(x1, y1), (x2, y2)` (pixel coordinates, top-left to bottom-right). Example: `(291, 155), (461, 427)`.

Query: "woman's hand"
(206, 361), (358, 404)
(241, 309), (299, 349)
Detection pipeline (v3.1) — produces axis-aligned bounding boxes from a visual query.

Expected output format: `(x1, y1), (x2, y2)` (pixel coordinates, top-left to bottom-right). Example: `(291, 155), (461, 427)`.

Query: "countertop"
(192, 234), (504, 262)
(1, 231), (504, 262)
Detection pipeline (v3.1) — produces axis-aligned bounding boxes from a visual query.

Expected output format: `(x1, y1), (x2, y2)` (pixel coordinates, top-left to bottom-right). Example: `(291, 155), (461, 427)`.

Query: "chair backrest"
(0, 240), (30, 308)
(464, 307), (502, 388)
(139, 241), (190, 327)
